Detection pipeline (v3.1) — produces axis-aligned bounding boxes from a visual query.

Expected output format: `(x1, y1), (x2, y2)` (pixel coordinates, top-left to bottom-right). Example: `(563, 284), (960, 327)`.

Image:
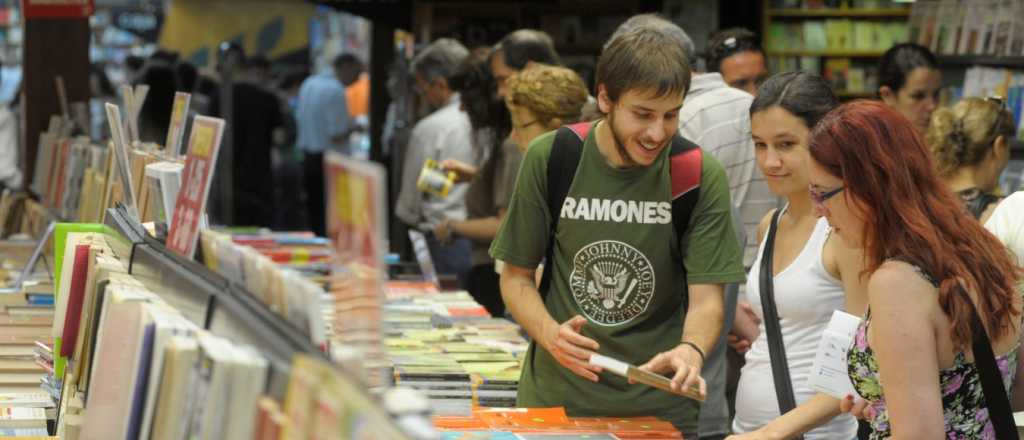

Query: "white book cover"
(144, 162), (184, 224)
(808, 310), (862, 399)
(138, 304), (196, 440)
(224, 346), (267, 440)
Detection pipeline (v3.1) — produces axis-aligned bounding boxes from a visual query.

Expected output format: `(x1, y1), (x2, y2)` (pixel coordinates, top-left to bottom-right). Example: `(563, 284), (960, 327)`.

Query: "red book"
(49, 139), (72, 208)
(59, 244), (91, 357)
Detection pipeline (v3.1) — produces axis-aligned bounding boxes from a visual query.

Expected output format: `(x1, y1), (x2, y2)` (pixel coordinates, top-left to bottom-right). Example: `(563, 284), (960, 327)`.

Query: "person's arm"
(863, 263), (945, 439)
(439, 159), (478, 183)
(727, 394), (844, 440)
(1013, 340), (1024, 410)
(500, 262), (603, 382)
(444, 208), (506, 243)
(728, 298), (760, 353)
(327, 86), (351, 145)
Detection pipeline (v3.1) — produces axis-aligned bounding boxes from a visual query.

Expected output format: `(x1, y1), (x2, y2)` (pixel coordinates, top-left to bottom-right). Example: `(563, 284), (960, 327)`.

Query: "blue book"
(125, 322), (156, 440)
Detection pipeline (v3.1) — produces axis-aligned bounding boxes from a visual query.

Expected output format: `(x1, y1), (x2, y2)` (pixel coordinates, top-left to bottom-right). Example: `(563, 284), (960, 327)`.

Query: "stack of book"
(384, 286), (528, 414)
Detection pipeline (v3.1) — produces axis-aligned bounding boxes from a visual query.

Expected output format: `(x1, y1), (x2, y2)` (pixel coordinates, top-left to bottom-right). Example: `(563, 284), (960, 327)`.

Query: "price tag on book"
(165, 92), (191, 159)
(167, 116), (225, 259)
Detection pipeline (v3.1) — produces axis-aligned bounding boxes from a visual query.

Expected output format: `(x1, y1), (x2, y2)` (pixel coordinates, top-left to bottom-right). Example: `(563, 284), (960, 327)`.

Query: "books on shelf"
(912, 0), (1024, 56)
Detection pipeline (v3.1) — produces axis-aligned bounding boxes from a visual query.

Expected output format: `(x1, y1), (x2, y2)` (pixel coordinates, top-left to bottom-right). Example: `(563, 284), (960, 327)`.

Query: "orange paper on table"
(431, 415), (489, 430)
(473, 407), (571, 430)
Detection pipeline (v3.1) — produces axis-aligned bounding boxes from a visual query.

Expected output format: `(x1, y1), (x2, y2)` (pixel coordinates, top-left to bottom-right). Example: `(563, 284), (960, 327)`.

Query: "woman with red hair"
(807, 100), (1023, 439)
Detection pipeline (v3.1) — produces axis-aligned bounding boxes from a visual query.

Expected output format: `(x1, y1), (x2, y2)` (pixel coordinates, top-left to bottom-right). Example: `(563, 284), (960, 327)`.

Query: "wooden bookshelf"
(766, 50), (888, 57)
(767, 8), (911, 18)
(935, 55), (1024, 69)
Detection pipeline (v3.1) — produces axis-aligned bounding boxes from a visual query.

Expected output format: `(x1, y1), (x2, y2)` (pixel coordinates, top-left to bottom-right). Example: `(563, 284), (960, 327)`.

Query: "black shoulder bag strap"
(759, 208), (803, 434)
(539, 127), (586, 298)
(966, 292), (1018, 439)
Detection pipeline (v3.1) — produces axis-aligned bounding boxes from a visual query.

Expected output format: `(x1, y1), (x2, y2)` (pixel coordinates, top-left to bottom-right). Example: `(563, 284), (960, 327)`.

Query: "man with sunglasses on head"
(706, 28), (769, 97)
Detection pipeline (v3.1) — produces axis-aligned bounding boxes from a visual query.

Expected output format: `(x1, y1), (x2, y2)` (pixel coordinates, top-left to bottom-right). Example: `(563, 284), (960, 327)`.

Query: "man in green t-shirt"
(489, 28), (745, 435)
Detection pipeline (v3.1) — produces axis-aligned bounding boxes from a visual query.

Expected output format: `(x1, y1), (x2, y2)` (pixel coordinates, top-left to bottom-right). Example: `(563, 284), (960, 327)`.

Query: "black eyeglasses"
(809, 185), (844, 205)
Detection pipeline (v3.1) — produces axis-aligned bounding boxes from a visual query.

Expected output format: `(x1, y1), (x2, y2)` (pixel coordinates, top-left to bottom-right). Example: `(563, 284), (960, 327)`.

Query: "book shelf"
(936, 55), (1024, 69)
(763, 0), (912, 99)
(766, 8), (910, 18)
(98, 205), (410, 437)
(767, 50), (888, 57)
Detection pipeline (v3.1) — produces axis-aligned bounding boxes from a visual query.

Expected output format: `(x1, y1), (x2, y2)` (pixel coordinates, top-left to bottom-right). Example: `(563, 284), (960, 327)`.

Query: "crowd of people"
(112, 47), (370, 232)
(8, 11), (1018, 439)
(393, 13), (1024, 440)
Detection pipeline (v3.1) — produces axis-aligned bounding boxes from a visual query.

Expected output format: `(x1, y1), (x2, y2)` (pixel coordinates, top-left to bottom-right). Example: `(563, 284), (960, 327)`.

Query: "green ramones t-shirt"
(489, 121), (745, 432)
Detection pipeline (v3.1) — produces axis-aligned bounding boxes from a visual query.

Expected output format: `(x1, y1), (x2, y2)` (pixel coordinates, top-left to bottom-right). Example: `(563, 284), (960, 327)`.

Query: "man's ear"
(433, 78), (450, 93)
(993, 134), (1010, 162)
(878, 85), (897, 105)
(597, 84), (613, 114)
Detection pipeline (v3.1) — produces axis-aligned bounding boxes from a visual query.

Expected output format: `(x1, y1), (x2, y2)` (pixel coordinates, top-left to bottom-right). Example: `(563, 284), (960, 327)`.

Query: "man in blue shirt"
(295, 54), (363, 235)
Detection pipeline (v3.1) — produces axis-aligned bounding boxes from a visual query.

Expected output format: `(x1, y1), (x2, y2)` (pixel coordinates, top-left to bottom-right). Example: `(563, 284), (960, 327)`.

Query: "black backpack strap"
(760, 208), (803, 436)
(668, 135), (703, 312)
(966, 290), (1019, 439)
(668, 135), (703, 240)
(539, 125), (587, 298)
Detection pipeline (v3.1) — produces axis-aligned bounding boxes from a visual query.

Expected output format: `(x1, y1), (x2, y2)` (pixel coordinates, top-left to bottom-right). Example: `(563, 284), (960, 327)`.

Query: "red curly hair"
(809, 100), (1020, 348)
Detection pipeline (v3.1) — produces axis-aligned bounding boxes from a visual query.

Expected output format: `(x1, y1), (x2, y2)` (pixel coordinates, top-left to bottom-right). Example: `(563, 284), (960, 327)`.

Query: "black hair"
(750, 72), (838, 129)
(89, 63), (116, 97)
(706, 28), (763, 73)
(174, 60), (198, 92)
(493, 29), (561, 69)
(247, 54), (271, 71)
(125, 55), (145, 73)
(279, 70), (309, 91)
(878, 43), (938, 93)
(333, 53), (364, 70)
(450, 48), (511, 147)
(150, 49), (180, 64)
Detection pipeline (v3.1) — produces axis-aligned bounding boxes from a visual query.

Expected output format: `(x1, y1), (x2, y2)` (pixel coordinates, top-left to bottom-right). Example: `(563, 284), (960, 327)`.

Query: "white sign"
(809, 310), (863, 399)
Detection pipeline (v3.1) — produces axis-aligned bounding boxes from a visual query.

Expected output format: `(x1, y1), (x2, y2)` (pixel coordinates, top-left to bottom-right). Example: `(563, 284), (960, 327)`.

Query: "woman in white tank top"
(726, 73), (867, 440)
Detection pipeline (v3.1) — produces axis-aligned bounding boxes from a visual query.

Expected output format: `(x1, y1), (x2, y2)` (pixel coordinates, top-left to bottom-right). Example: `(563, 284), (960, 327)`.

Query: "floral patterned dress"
(846, 266), (1020, 439)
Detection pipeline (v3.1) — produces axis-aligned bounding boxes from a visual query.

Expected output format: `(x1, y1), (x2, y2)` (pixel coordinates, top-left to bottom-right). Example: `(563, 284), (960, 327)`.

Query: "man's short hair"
(607, 14), (696, 70)
(596, 28), (691, 103)
(411, 38), (470, 82)
(247, 54), (271, 71)
(706, 28), (763, 73)
(333, 53), (363, 70)
(493, 29), (561, 69)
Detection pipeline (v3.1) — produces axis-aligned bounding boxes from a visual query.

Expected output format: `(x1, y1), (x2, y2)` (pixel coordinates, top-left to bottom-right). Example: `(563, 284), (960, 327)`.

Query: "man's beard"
(607, 111), (638, 167)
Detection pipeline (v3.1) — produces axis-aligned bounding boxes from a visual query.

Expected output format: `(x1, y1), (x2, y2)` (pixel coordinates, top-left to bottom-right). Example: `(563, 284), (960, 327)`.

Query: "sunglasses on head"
(986, 95), (1008, 142)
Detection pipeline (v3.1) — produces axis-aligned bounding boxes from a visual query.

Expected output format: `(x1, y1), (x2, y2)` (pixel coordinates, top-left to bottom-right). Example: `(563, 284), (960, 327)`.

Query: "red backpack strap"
(668, 134), (703, 313)
(670, 147), (702, 200)
(566, 121), (592, 141)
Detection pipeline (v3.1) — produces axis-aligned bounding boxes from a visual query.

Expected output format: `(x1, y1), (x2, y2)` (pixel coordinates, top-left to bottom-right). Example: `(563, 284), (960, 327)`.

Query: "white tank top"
(732, 214), (858, 439)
